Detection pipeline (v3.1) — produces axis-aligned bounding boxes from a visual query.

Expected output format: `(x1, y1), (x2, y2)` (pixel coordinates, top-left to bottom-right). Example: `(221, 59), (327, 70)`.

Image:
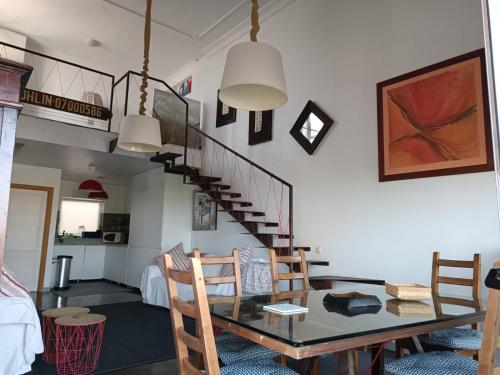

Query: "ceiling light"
(84, 38), (101, 47)
(88, 190), (109, 200)
(79, 180), (103, 192)
(219, 0), (287, 111)
(117, 0), (161, 153)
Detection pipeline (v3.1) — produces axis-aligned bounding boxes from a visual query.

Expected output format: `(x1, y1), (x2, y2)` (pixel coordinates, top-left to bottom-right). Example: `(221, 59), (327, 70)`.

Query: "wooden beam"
(0, 58), (32, 274)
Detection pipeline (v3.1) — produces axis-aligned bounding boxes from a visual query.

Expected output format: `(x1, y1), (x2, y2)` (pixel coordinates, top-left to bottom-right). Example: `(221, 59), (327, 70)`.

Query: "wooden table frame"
(211, 312), (484, 374)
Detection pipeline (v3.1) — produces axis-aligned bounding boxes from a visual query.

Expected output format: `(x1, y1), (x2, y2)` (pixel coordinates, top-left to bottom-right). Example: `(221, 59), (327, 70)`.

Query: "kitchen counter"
(54, 238), (127, 246)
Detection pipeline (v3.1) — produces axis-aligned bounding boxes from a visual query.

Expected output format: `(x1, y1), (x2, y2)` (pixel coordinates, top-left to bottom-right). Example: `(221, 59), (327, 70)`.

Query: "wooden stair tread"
(228, 220), (279, 227)
(150, 152), (183, 163)
(213, 199), (252, 206)
(309, 275), (385, 286)
(188, 182), (231, 190)
(245, 233), (293, 239)
(191, 176), (222, 183)
(264, 246), (312, 252)
(209, 191), (241, 198)
(220, 210), (265, 217)
(164, 165), (198, 175)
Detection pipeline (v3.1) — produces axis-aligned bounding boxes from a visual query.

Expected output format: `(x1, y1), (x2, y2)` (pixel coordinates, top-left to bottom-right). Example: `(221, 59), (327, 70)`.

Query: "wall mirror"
(290, 100), (334, 155)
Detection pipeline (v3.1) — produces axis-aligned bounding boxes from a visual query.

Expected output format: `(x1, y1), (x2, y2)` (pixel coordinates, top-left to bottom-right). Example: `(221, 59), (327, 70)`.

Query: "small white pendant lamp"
(219, 0), (287, 111)
(117, 0), (161, 153)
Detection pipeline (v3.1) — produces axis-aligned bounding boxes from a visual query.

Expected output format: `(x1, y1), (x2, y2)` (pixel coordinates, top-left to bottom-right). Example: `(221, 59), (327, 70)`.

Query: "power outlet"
(315, 246), (321, 254)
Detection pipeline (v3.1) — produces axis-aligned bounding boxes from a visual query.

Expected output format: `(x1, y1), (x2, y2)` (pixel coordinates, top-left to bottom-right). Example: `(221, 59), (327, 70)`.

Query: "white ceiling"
(14, 138), (159, 185)
(0, 0), (273, 78)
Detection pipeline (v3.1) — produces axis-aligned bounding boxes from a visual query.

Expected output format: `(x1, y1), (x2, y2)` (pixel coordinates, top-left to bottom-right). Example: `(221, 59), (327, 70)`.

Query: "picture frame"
(377, 49), (493, 182)
(216, 89), (237, 127)
(249, 110), (273, 145)
(289, 100), (334, 155)
(192, 191), (217, 231)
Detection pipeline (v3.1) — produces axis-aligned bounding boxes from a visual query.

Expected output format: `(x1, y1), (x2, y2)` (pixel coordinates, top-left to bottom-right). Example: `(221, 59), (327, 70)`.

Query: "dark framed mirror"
(290, 100), (334, 155)
(216, 89), (237, 127)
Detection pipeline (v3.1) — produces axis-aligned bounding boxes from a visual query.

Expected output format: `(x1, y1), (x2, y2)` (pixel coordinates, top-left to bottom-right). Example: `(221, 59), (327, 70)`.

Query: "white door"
(5, 188), (47, 291)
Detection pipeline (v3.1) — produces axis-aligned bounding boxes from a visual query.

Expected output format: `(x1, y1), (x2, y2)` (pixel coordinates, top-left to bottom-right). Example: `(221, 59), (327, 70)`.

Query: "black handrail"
(184, 122), (294, 253)
(184, 122), (292, 187)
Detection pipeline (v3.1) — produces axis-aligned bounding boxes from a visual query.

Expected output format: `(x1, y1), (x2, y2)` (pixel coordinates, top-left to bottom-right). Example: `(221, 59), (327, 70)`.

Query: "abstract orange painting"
(377, 49), (493, 181)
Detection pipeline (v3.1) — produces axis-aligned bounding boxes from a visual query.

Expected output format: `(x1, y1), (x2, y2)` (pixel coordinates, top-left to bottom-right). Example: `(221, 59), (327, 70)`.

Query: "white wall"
(60, 180), (130, 214)
(126, 167), (192, 286)
(162, 174), (193, 251)
(172, 0), (500, 289)
(10, 163), (62, 288)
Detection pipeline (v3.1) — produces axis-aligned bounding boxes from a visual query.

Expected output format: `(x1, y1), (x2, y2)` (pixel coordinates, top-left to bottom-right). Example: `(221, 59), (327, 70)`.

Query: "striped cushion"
(1, 265), (30, 297)
(154, 243), (190, 275)
(420, 328), (483, 350)
(385, 351), (477, 375)
(220, 245), (253, 277)
(221, 358), (298, 375)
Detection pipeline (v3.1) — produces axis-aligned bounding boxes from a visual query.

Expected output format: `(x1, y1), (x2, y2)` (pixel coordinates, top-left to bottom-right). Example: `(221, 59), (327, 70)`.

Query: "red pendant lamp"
(79, 179), (104, 192)
(88, 190), (109, 199)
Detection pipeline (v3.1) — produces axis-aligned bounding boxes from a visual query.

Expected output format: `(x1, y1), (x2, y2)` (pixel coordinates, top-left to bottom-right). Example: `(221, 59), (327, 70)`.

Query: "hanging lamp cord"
(250, 0), (260, 42)
(139, 0), (152, 115)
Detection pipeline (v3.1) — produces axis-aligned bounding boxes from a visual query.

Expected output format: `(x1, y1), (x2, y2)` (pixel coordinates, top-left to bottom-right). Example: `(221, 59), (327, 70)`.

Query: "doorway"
(4, 183), (53, 291)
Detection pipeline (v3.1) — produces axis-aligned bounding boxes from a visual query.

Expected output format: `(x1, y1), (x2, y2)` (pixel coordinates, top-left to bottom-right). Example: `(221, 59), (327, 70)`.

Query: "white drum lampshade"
(117, 114), (161, 152)
(219, 41), (287, 111)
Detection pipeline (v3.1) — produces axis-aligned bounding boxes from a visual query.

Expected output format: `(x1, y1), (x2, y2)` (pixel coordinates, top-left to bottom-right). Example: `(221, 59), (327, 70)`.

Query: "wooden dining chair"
(396, 251), (482, 359)
(386, 261), (500, 375)
(164, 254), (220, 374)
(268, 248), (309, 292)
(193, 248), (242, 296)
(164, 254), (299, 375)
(192, 249), (283, 368)
(478, 263), (500, 375)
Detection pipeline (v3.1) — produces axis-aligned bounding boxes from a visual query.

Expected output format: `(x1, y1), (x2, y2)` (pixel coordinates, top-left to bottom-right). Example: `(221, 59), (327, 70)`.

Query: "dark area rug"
(32, 301), (194, 374)
(53, 282), (134, 298)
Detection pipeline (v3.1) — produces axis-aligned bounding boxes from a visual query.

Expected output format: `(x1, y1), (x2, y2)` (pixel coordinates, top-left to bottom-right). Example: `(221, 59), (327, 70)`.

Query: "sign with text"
(20, 88), (112, 120)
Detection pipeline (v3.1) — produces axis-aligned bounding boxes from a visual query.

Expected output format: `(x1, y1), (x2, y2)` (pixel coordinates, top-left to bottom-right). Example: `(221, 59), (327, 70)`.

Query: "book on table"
(263, 303), (309, 315)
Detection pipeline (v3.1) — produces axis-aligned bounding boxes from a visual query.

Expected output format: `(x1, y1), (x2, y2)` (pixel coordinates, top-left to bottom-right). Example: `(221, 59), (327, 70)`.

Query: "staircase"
(110, 71), (327, 267)
(150, 147), (304, 253)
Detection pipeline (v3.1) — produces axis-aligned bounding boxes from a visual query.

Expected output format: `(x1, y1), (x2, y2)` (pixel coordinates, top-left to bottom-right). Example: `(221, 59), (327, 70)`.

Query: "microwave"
(102, 232), (122, 243)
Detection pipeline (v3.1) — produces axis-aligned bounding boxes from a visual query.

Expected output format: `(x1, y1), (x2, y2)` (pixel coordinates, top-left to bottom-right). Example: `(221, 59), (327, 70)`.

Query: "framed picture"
(173, 75), (192, 97)
(216, 89), (237, 127)
(290, 101), (333, 155)
(377, 49), (493, 182)
(192, 191), (217, 231)
(249, 110), (273, 145)
(153, 88), (202, 148)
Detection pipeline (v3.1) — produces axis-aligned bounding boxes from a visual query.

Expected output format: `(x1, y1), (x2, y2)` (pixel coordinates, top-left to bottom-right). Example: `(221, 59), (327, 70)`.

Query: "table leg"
(298, 356), (320, 375)
(370, 345), (384, 375)
(338, 350), (355, 375)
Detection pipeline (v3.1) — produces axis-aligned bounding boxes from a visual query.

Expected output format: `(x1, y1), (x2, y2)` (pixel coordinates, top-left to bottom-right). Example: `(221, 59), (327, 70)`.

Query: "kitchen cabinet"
(52, 245), (85, 280)
(82, 245), (106, 280)
(104, 245), (128, 284)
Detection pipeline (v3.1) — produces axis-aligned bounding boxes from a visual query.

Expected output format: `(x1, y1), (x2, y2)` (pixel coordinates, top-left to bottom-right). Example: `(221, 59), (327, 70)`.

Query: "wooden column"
(0, 58), (32, 273)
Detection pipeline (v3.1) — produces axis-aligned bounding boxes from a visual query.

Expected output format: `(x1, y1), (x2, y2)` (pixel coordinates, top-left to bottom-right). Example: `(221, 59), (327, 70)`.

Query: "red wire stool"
(55, 313), (106, 375)
(41, 307), (90, 363)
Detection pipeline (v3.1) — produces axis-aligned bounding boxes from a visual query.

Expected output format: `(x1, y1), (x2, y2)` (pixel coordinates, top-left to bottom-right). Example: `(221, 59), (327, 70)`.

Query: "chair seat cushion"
(420, 328), (483, 350)
(385, 351), (478, 375)
(221, 358), (298, 375)
(216, 333), (278, 365)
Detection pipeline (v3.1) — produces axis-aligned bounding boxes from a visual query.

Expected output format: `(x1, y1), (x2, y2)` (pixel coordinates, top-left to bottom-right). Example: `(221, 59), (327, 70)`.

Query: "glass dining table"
(208, 285), (484, 375)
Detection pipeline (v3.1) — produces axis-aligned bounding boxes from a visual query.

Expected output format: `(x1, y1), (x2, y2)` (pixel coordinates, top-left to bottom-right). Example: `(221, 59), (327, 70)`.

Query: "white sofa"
(0, 297), (43, 375)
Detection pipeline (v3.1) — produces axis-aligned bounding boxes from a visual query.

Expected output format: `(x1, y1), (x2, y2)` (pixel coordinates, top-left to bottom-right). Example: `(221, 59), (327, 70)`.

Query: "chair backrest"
(268, 248), (309, 293)
(431, 251), (481, 300)
(193, 248), (242, 296)
(478, 262), (500, 375)
(164, 254), (220, 375)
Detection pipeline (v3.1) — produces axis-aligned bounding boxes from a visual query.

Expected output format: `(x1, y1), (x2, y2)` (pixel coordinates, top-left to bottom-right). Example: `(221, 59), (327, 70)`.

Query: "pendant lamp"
(219, 0), (287, 111)
(117, 0), (161, 152)
(79, 179), (103, 192)
(88, 190), (109, 200)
